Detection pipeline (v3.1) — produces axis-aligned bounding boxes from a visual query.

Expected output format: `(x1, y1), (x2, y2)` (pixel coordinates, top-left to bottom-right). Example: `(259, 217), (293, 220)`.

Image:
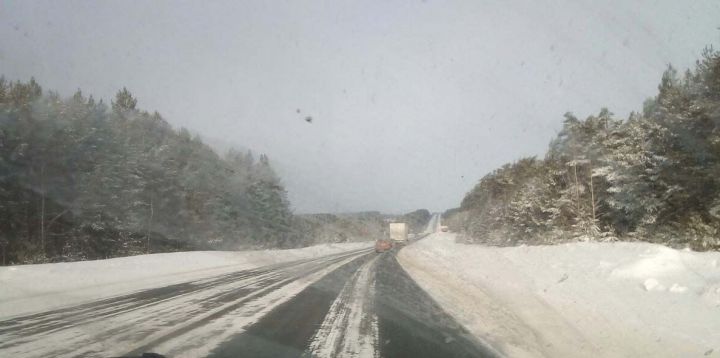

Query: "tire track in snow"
(305, 254), (380, 358)
(204, 253), (375, 358)
(0, 248), (370, 358)
(199, 219), (492, 358)
(131, 251), (370, 358)
(0, 248), (368, 336)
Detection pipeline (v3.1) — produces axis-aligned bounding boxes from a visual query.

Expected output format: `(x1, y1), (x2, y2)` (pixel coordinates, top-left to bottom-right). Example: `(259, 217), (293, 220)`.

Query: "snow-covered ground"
(398, 232), (720, 358)
(0, 242), (372, 319)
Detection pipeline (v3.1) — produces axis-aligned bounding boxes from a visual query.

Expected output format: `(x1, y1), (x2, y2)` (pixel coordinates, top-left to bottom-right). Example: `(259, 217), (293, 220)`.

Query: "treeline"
(292, 209), (432, 246)
(399, 209), (432, 233)
(293, 212), (387, 245)
(0, 79), (295, 264)
(447, 47), (720, 251)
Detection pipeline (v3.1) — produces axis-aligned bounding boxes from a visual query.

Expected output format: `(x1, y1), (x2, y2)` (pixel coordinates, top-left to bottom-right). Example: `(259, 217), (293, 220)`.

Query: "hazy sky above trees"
(2, 0), (719, 213)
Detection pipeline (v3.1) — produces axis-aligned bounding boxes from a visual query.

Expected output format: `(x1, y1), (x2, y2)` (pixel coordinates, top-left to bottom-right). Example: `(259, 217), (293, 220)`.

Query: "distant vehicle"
(375, 239), (393, 253)
(389, 222), (409, 244)
(440, 225), (449, 232)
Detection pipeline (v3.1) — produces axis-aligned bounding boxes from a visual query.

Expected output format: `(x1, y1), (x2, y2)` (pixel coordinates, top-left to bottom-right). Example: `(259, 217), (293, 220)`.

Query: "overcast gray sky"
(2, 0), (719, 214)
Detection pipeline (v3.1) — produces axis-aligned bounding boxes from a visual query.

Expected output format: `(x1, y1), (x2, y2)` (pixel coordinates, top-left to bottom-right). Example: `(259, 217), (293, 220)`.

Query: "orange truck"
(375, 239), (393, 253)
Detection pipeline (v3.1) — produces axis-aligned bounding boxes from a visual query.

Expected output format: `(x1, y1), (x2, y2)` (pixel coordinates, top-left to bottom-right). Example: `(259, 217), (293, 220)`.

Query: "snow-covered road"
(0, 214), (495, 358)
(0, 248), (371, 357)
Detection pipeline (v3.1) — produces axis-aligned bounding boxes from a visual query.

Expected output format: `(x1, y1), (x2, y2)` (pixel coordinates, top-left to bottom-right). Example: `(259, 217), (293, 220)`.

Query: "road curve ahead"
(0, 226), (497, 357)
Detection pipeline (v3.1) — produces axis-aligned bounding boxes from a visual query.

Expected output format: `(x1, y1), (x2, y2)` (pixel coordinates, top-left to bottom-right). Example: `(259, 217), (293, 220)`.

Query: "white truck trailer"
(389, 222), (409, 244)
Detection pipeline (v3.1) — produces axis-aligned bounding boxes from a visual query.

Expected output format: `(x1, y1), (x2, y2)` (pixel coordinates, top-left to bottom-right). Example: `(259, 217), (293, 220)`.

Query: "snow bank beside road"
(0, 242), (371, 319)
(398, 233), (720, 358)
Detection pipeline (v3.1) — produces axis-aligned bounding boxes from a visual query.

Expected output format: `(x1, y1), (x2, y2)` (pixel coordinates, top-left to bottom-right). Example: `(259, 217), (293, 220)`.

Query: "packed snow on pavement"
(0, 241), (372, 319)
(398, 232), (720, 358)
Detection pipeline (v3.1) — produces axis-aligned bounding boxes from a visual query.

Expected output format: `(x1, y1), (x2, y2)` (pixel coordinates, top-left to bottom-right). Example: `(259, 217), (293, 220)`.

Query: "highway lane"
(206, 243), (496, 358)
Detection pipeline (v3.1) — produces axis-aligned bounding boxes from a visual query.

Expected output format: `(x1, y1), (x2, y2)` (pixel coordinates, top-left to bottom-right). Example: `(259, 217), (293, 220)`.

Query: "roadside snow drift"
(398, 233), (720, 358)
(0, 242), (371, 318)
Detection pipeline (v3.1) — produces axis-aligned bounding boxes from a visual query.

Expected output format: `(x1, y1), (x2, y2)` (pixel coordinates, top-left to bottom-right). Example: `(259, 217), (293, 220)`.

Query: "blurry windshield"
(1, 1), (719, 357)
